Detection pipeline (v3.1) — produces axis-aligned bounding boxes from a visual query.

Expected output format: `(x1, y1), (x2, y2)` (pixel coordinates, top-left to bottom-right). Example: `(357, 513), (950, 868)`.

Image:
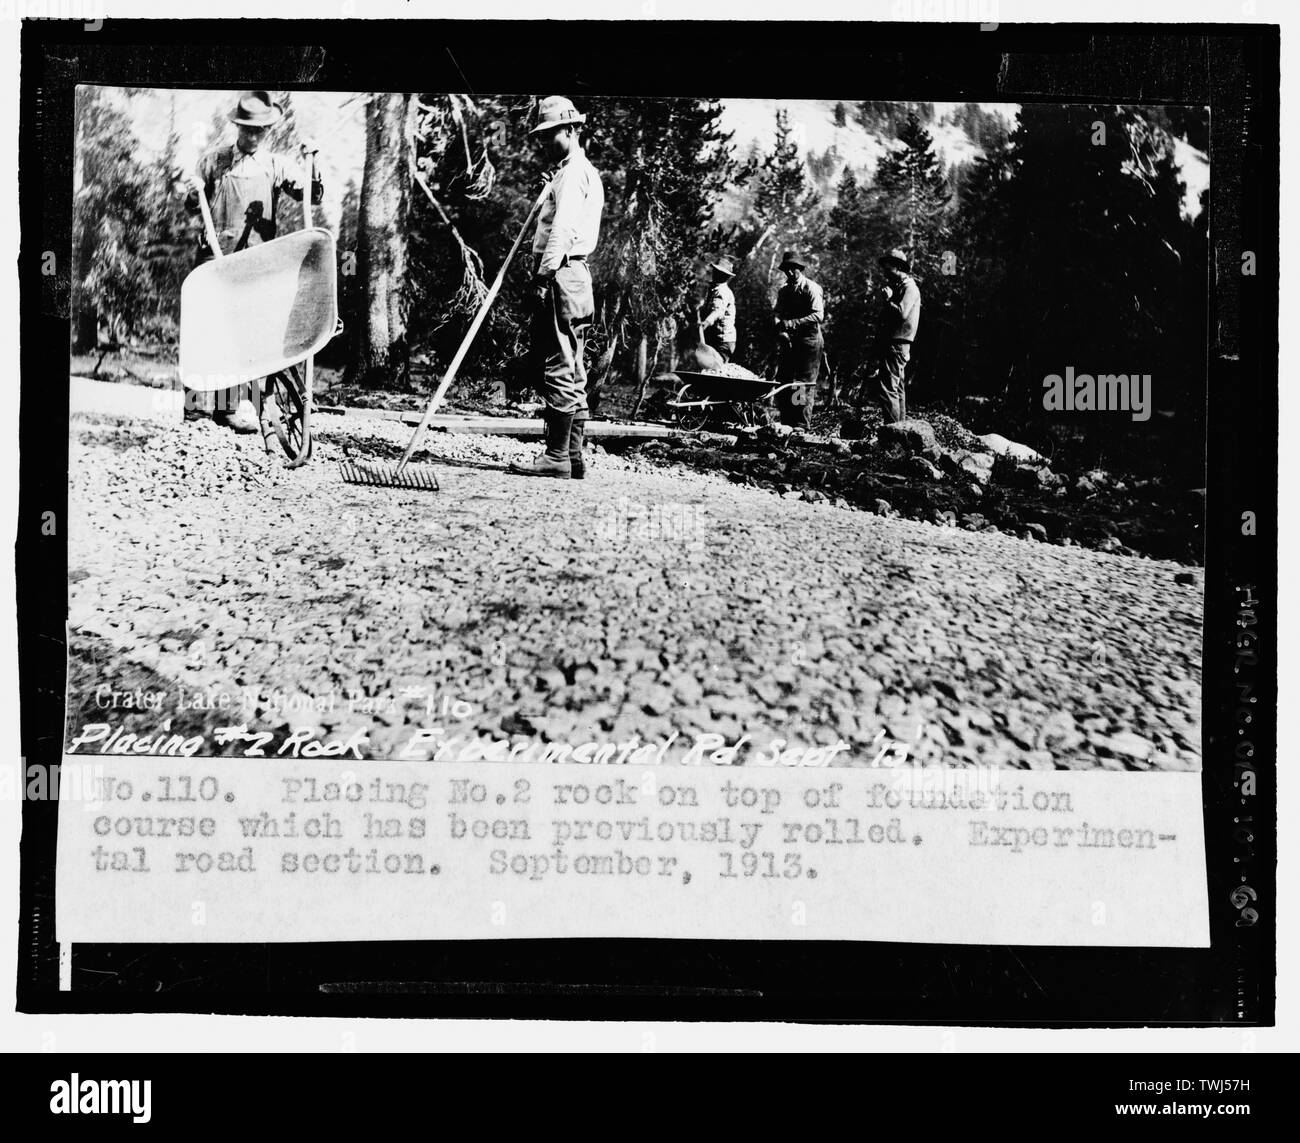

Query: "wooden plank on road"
(316, 406), (683, 440)
(67, 376), (684, 440)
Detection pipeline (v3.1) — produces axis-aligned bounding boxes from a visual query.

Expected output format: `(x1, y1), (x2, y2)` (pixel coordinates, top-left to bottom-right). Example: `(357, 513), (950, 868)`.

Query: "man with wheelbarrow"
(510, 96), (605, 479)
(772, 251), (825, 430)
(185, 90), (324, 433)
(698, 256), (737, 363)
(864, 247), (921, 424)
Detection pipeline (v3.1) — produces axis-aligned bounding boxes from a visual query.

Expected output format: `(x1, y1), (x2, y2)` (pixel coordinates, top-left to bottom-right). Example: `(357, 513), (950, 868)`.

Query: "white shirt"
(533, 146), (604, 275)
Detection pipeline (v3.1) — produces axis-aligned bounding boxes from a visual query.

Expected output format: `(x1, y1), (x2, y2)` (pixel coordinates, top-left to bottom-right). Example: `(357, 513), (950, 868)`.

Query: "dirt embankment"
(616, 412), (1202, 566)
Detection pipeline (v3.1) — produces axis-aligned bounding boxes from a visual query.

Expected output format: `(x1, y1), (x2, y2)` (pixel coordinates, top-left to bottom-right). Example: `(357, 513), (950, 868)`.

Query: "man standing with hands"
(511, 96), (605, 479)
(867, 247), (921, 424)
(772, 251), (824, 429)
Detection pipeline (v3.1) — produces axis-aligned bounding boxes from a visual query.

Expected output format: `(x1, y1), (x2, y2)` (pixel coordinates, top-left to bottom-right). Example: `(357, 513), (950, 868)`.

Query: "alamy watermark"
(592, 496), (708, 548)
(3, 0), (104, 31)
(890, 0), (999, 29)
(1042, 366), (1152, 422)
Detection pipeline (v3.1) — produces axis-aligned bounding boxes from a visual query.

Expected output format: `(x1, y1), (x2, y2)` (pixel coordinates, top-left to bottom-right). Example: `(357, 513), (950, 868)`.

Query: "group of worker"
(698, 248), (919, 430)
(187, 92), (922, 476)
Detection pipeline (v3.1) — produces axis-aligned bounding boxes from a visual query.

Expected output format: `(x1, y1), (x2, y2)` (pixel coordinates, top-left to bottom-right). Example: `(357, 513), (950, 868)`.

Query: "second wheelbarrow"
(666, 367), (810, 431)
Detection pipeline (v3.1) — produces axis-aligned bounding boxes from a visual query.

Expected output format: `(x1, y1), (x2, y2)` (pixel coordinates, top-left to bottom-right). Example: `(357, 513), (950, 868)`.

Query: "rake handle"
(394, 179), (551, 476)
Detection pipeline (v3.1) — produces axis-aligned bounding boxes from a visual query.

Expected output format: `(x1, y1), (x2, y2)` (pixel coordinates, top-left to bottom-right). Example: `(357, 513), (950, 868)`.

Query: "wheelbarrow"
(665, 367), (811, 431)
(179, 147), (337, 467)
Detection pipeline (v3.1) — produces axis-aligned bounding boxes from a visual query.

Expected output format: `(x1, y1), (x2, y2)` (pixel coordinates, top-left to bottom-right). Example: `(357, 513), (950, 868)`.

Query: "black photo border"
(15, 17), (1278, 1024)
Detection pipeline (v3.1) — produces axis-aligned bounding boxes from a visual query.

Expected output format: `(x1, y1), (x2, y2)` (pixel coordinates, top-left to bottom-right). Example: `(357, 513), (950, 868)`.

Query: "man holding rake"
(510, 96), (605, 480)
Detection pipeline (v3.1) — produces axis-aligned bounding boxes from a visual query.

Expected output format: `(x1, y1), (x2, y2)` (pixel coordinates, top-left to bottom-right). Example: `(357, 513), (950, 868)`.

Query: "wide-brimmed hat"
(228, 90), (284, 128)
(778, 251), (805, 271)
(530, 95), (587, 135)
(709, 257), (735, 278)
(878, 247), (910, 271)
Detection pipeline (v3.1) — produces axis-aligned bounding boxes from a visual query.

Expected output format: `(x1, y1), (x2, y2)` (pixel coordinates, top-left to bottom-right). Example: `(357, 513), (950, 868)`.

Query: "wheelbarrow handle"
(768, 381), (811, 398)
(301, 149), (314, 230)
(191, 172), (224, 259)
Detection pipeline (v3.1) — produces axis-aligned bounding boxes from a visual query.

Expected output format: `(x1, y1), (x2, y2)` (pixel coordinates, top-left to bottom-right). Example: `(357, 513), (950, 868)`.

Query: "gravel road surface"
(66, 406), (1203, 770)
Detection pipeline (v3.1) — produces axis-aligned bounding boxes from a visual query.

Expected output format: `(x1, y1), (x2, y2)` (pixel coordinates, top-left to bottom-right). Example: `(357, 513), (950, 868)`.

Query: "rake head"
(338, 460), (441, 491)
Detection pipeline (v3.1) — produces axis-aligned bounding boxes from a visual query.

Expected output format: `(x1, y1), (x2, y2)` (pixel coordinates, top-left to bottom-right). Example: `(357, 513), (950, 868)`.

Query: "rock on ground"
(979, 433), (1045, 464)
(64, 410), (1203, 771)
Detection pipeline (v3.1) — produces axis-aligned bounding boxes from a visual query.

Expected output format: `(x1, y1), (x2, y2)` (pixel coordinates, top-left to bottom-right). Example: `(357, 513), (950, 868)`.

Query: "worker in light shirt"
(698, 256), (737, 362)
(511, 96), (605, 480)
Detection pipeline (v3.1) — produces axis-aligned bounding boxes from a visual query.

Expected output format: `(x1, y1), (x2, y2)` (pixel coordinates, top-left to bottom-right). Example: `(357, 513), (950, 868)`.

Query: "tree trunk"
(72, 307), (98, 355)
(629, 329), (657, 421)
(70, 130), (98, 354)
(349, 93), (415, 389)
(635, 334), (648, 383)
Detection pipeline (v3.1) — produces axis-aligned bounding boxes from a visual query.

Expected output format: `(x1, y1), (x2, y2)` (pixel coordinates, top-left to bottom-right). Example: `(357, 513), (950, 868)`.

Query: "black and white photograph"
(63, 86), (1209, 772)
(8, 9), (1282, 1061)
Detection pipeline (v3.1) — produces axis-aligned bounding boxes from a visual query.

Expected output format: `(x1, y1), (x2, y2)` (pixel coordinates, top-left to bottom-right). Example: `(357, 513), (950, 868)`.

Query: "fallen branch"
(412, 170), (490, 324)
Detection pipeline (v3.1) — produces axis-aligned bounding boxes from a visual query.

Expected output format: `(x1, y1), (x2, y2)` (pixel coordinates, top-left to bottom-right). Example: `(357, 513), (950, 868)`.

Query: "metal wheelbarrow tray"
(667, 367), (806, 429)
(179, 228), (338, 391)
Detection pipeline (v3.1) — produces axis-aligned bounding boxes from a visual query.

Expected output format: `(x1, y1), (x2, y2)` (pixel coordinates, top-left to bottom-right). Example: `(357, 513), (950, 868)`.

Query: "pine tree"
(944, 138), (1016, 395)
(71, 88), (160, 352)
(966, 103), (1202, 448)
(826, 166), (862, 252)
(869, 112), (951, 267)
(822, 166), (879, 386)
(726, 108), (827, 366)
(948, 102), (1010, 154)
(806, 145), (840, 190)
(140, 94), (194, 340)
(824, 114), (975, 396)
(753, 109), (818, 230)
(855, 101), (935, 138)
(579, 95), (741, 385)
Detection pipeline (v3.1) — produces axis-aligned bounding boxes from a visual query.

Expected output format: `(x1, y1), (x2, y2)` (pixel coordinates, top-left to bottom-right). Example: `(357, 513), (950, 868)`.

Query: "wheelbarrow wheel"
(675, 384), (711, 432)
(269, 366), (312, 461)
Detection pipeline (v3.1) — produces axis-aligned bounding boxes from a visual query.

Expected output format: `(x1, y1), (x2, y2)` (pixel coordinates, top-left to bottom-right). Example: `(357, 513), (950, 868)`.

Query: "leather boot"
(510, 409), (573, 478)
(569, 419), (586, 480)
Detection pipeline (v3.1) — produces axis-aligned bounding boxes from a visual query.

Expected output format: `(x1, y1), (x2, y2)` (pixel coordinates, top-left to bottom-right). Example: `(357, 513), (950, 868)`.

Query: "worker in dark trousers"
(866, 247), (921, 423)
(511, 96), (605, 479)
(772, 252), (824, 429)
(698, 256), (737, 362)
